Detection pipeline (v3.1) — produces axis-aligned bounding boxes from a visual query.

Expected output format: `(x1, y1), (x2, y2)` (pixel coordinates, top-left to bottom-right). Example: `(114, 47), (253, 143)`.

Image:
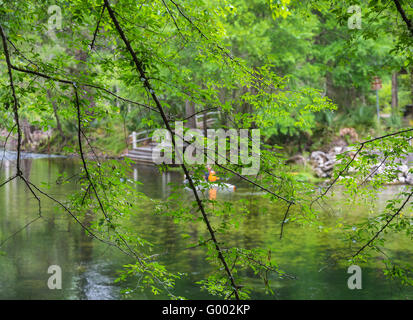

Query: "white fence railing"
(129, 111), (219, 149)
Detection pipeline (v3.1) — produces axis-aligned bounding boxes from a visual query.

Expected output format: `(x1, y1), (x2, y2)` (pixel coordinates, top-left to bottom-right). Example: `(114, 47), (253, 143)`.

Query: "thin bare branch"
(0, 25), (22, 175)
(392, 0), (413, 37)
(10, 64), (159, 113)
(90, 4), (106, 50)
(353, 189), (413, 258)
(280, 202), (293, 239)
(104, 0), (241, 299)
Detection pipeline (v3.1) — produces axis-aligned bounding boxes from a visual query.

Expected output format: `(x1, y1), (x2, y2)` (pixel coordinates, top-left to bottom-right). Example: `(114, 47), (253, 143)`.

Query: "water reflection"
(131, 164), (178, 199)
(0, 156), (412, 300)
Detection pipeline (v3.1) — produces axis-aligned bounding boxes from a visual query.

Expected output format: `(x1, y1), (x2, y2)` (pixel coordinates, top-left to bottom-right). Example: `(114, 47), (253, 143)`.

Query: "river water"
(0, 152), (412, 299)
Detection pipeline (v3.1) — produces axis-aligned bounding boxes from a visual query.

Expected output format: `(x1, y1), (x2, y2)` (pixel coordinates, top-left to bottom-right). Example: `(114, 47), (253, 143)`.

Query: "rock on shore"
(307, 147), (413, 185)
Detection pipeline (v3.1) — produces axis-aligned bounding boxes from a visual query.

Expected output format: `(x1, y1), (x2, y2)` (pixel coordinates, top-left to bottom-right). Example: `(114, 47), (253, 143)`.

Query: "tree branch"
(0, 25), (22, 175)
(10, 64), (159, 113)
(90, 4), (106, 50)
(353, 189), (413, 258)
(393, 0), (413, 38)
(104, 0), (241, 299)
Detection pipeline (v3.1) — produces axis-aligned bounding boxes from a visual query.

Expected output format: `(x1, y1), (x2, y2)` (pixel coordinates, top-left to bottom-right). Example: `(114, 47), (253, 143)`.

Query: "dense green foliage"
(0, 0), (412, 299)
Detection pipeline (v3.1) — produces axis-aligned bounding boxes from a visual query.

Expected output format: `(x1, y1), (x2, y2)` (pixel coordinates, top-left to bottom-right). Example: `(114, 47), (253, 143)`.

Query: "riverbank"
(2, 127), (413, 185)
(288, 148), (413, 185)
(0, 127), (127, 161)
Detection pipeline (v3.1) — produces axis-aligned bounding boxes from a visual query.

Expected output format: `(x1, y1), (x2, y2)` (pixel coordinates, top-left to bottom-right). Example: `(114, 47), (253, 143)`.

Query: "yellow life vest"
(208, 170), (218, 182)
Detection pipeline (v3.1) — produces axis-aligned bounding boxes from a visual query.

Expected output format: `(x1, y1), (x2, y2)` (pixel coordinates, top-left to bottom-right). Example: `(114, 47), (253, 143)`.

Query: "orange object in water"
(208, 170), (218, 182)
(209, 188), (217, 200)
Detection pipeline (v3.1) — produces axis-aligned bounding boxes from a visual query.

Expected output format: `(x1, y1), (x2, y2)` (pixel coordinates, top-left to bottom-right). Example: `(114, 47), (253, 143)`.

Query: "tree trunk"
(391, 72), (398, 113)
(185, 100), (196, 128)
(21, 118), (33, 148)
(74, 49), (96, 115)
(47, 90), (65, 138)
(411, 67), (413, 106)
(66, 44), (96, 117)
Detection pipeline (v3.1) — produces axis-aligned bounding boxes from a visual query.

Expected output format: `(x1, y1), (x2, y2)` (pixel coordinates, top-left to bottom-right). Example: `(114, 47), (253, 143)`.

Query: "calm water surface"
(0, 153), (412, 299)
